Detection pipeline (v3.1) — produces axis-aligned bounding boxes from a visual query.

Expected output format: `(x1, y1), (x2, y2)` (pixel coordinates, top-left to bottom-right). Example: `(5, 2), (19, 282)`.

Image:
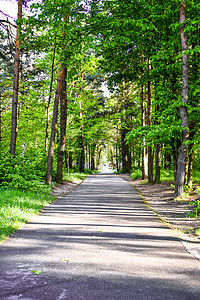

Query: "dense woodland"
(0, 0), (200, 198)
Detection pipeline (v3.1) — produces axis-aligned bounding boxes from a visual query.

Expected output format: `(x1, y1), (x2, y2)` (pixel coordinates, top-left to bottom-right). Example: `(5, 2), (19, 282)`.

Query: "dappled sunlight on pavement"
(0, 173), (200, 299)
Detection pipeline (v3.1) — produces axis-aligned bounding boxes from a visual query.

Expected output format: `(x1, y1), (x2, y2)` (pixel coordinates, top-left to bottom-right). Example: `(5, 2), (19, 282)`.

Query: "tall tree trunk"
(143, 148), (148, 179)
(129, 142), (132, 171)
(10, 0), (22, 157)
(78, 75), (85, 173)
(121, 127), (130, 173)
(79, 131), (85, 173)
(116, 131), (119, 171)
(185, 26), (199, 190)
(120, 78), (131, 174)
(187, 143), (194, 190)
(91, 156), (95, 170)
(170, 71), (181, 182)
(140, 82), (144, 124)
(46, 67), (64, 185)
(96, 147), (101, 169)
(140, 84), (148, 179)
(175, 2), (189, 197)
(45, 44), (56, 152)
(186, 129), (195, 189)
(164, 152), (172, 169)
(171, 138), (181, 182)
(155, 144), (161, 183)
(91, 144), (96, 170)
(89, 145), (91, 170)
(79, 97), (85, 173)
(85, 141), (88, 169)
(56, 66), (67, 183)
(147, 67), (153, 183)
(154, 78), (161, 183)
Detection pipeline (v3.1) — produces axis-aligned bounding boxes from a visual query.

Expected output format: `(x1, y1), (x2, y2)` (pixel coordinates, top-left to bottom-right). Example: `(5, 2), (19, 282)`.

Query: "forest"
(0, 0), (199, 201)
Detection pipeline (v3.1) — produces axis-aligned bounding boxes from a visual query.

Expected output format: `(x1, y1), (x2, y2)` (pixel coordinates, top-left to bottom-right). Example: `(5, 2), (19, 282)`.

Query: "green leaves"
(32, 269), (43, 275)
(126, 124), (182, 146)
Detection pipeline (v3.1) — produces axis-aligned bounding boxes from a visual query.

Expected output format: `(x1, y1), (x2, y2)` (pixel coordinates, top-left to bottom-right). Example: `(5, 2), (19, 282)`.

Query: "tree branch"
(0, 19), (17, 28)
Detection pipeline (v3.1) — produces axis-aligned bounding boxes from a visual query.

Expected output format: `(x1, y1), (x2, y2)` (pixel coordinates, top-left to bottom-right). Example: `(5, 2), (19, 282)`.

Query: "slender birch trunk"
(140, 83), (148, 179)
(175, 1), (189, 197)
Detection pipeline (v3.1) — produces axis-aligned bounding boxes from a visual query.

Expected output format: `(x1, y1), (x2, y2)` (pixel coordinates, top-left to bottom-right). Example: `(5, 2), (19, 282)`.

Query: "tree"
(46, 66), (65, 185)
(175, 1), (189, 197)
(56, 66), (67, 183)
(0, 0), (199, 198)
(45, 44), (56, 152)
(10, 0), (22, 157)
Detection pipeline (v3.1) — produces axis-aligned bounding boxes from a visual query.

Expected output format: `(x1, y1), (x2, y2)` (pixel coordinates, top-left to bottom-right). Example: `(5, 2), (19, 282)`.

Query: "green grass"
(63, 172), (87, 182)
(63, 169), (98, 182)
(0, 188), (55, 242)
(196, 228), (200, 236)
(116, 166), (200, 187)
(160, 169), (174, 182)
(160, 168), (200, 184)
(130, 170), (142, 180)
(0, 169), (97, 243)
(113, 169), (122, 174)
(193, 169), (200, 184)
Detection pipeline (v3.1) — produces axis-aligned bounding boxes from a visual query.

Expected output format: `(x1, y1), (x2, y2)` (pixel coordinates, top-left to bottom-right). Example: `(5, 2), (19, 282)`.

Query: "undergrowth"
(63, 168), (95, 182)
(130, 170), (142, 180)
(0, 187), (55, 242)
(185, 193), (200, 219)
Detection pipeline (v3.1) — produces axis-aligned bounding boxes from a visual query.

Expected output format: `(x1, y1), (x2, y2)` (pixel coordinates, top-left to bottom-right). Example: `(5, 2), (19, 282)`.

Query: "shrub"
(130, 170), (142, 180)
(0, 150), (47, 191)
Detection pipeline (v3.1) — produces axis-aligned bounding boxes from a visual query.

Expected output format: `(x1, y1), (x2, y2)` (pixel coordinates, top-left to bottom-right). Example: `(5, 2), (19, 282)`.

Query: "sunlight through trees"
(0, 0), (199, 198)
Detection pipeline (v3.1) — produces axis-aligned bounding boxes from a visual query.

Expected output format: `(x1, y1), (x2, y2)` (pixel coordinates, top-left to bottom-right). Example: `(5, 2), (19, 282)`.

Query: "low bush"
(130, 170), (142, 180)
(185, 200), (200, 219)
(0, 150), (47, 191)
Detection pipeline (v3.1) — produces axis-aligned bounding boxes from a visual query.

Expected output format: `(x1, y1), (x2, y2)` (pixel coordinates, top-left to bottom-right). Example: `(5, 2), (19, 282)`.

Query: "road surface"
(0, 173), (200, 299)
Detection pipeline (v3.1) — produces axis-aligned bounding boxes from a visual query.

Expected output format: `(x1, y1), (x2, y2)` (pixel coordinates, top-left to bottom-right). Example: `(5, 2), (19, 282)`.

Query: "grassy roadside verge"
(0, 187), (55, 242)
(0, 170), (92, 243)
(62, 169), (93, 182)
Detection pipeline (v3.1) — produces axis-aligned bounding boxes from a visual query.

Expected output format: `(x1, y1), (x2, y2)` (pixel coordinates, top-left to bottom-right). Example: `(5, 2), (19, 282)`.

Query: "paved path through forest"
(1, 173), (200, 300)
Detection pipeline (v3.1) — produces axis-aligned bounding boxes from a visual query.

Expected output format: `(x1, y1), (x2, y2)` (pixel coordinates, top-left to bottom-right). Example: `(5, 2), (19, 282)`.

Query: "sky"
(0, 0), (18, 20)
(0, 0), (34, 21)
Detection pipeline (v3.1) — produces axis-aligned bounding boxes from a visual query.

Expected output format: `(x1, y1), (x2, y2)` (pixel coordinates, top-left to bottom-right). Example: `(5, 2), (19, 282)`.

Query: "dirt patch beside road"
(119, 174), (200, 242)
(51, 180), (82, 197)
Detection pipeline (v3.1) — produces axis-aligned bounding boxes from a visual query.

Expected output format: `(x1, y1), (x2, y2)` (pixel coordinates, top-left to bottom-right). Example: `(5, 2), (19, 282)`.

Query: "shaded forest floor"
(120, 174), (200, 242)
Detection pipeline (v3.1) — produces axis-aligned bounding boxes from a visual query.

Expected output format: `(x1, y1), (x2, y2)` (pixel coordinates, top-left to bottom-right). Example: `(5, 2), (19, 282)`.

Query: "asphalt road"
(0, 173), (200, 300)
